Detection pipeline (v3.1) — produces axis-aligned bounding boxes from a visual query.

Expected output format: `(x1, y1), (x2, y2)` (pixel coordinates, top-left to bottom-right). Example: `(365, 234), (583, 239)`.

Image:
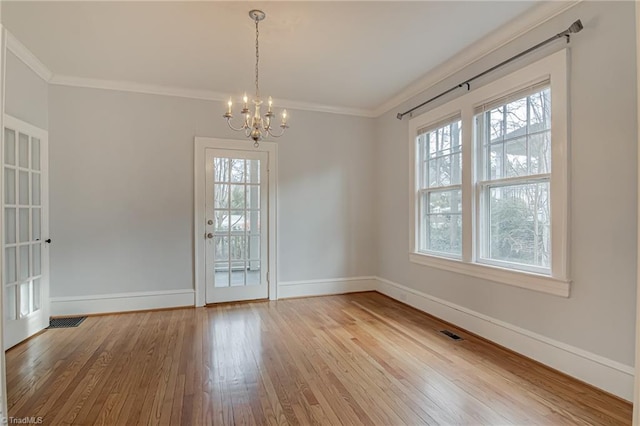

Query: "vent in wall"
(440, 330), (463, 341)
(47, 317), (86, 329)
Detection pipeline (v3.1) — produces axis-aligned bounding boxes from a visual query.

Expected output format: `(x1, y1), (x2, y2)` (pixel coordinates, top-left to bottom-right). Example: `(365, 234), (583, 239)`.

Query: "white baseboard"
(375, 277), (634, 402)
(278, 276), (377, 299)
(50, 289), (195, 316)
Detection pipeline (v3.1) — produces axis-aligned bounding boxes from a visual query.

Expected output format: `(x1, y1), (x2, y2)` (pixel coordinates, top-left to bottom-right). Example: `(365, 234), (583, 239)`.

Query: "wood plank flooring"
(6, 292), (632, 425)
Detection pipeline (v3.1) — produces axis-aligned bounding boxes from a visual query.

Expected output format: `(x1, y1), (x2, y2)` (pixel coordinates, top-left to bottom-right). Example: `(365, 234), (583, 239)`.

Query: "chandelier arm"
(225, 117), (248, 132)
(266, 126), (288, 138)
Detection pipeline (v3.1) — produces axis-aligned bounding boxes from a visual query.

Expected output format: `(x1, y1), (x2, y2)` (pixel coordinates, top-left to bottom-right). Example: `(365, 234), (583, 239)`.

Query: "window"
(476, 84), (551, 274)
(417, 117), (462, 256)
(409, 50), (569, 297)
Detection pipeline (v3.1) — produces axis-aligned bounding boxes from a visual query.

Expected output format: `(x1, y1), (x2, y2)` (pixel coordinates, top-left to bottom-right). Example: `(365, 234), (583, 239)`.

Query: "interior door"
(205, 149), (268, 304)
(2, 115), (49, 349)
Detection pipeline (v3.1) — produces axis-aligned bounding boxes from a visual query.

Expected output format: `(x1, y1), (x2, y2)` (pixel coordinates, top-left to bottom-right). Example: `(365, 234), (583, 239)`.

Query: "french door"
(204, 149), (268, 303)
(2, 115), (49, 349)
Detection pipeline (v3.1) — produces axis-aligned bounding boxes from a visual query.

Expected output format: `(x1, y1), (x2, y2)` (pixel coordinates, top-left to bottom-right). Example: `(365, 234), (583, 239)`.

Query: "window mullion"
(461, 108), (474, 263)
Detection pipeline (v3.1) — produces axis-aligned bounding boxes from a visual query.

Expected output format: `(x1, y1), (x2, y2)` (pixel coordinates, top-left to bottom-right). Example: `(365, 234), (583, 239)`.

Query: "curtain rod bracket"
(396, 19), (583, 120)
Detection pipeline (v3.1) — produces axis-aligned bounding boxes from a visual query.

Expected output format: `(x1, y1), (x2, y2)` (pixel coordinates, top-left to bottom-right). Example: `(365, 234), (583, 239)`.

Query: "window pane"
(18, 133), (29, 168)
(488, 107), (504, 143)
(246, 185), (260, 210)
(528, 88), (551, 131)
(419, 119), (462, 189)
(19, 208), (29, 243)
(19, 171), (29, 205)
(19, 245), (29, 280)
(4, 128), (15, 166)
(31, 138), (41, 171)
(488, 181), (550, 268)
(5, 208), (16, 244)
(505, 97), (528, 137)
(5, 247), (16, 283)
(246, 160), (260, 183)
(505, 137), (528, 178)
(229, 211), (246, 232)
(5, 168), (15, 205)
(214, 236), (229, 261)
(5, 285), (16, 320)
(420, 189), (462, 256)
(530, 131), (551, 174)
(488, 143), (504, 180)
(428, 214), (462, 255)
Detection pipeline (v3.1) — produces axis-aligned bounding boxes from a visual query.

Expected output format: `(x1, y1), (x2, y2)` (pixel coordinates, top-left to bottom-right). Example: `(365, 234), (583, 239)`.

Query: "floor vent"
(48, 317), (86, 329)
(440, 330), (463, 341)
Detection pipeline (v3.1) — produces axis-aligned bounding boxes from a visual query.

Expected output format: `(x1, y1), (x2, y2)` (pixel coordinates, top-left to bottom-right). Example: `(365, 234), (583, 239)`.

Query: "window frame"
(408, 49), (570, 297)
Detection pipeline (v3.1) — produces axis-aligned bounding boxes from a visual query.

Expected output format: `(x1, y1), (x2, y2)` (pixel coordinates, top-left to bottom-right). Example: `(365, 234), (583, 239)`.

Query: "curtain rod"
(396, 20), (583, 120)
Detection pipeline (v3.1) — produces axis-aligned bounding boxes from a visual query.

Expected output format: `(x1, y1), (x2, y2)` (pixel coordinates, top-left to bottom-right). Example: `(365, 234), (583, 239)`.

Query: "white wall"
(48, 85), (375, 298)
(375, 0), (637, 369)
(5, 49), (47, 130)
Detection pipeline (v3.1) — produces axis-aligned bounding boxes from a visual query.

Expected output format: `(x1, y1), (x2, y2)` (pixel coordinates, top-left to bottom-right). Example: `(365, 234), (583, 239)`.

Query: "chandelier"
(224, 10), (289, 147)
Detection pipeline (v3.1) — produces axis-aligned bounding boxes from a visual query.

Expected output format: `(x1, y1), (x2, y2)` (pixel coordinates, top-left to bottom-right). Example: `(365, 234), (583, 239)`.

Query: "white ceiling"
(2, 1), (541, 113)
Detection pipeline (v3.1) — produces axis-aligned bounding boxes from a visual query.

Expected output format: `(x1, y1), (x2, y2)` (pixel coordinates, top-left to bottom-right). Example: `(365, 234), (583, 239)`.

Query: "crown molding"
(49, 74), (376, 118)
(372, 0), (582, 117)
(5, 30), (52, 82)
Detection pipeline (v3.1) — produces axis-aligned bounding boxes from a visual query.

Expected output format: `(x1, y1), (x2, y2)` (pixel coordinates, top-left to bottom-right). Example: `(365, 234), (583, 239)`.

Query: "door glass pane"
(32, 173), (41, 206)
(19, 208), (29, 242)
(214, 236), (228, 261)
(229, 211), (246, 232)
(248, 236), (260, 260)
(19, 245), (29, 281)
(214, 184), (229, 209)
(230, 236), (245, 260)
(4, 128), (15, 166)
(214, 158), (229, 182)
(19, 171), (29, 205)
(20, 282), (29, 317)
(248, 211), (260, 234)
(214, 263), (229, 287)
(247, 185), (260, 210)
(32, 208), (41, 241)
(247, 159), (260, 183)
(33, 278), (41, 311)
(5, 285), (16, 320)
(230, 159), (245, 182)
(5, 168), (15, 205)
(33, 244), (41, 276)
(18, 133), (29, 168)
(230, 185), (245, 209)
(31, 138), (40, 171)
(231, 261), (246, 287)
(5, 208), (16, 244)
(5, 247), (16, 283)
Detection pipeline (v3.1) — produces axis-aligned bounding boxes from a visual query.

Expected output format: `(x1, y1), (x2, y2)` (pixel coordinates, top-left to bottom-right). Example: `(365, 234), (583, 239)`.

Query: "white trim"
(634, 1), (640, 423)
(194, 137), (278, 306)
(373, 1), (581, 117)
(278, 276), (377, 299)
(375, 277), (634, 401)
(49, 75), (375, 118)
(50, 289), (195, 316)
(409, 253), (570, 297)
(5, 31), (52, 82)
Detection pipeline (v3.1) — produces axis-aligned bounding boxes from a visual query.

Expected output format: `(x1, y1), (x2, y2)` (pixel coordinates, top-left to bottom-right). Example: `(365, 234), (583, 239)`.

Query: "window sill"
(409, 252), (570, 297)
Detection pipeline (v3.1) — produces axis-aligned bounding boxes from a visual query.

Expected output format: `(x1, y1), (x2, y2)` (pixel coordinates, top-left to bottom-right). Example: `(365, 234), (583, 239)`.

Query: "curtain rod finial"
(397, 112), (403, 120)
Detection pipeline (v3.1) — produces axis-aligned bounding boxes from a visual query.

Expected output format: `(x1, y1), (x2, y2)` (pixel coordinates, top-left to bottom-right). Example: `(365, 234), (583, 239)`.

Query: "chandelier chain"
(255, 17), (260, 100)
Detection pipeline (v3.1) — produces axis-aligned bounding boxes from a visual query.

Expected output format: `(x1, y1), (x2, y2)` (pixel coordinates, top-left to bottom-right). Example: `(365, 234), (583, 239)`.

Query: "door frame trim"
(194, 137), (278, 306)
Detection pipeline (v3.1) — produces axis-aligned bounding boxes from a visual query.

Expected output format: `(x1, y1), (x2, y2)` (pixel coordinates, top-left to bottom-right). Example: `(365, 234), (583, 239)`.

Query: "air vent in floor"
(48, 317), (86, 329)
(440, 330), (463, 341)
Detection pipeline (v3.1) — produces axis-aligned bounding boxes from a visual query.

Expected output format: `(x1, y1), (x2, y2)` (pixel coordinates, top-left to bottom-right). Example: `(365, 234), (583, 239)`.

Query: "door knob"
(45, 238), (52, 244)
(206, 233), (213, 239)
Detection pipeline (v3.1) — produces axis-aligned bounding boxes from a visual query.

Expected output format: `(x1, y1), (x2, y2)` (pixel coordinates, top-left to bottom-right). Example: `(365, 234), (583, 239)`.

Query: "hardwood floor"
(6, 292), (631, 425)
